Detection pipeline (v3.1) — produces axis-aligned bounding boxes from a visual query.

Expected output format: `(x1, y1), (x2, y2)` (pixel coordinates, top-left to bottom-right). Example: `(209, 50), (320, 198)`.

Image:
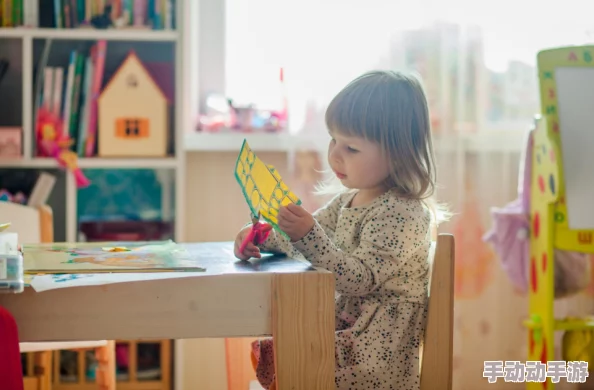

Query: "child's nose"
(329, 147), (342, 163)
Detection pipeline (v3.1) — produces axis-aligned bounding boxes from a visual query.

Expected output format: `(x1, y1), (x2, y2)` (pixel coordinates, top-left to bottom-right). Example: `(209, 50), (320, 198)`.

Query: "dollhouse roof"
(99, 51), (172, 104)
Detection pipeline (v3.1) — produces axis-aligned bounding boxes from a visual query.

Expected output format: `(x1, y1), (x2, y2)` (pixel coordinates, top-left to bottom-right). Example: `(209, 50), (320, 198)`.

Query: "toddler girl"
(234, 70), (444, 390)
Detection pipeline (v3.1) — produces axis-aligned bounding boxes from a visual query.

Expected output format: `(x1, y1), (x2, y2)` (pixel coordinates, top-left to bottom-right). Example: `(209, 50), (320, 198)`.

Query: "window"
(222, 0), (593, 135)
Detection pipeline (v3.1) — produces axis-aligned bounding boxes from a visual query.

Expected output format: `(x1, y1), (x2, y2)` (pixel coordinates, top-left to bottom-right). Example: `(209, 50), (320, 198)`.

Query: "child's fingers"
(278, 206), (298, 223)
(286, 203), (307, 216)
(244, 242), (261, 258)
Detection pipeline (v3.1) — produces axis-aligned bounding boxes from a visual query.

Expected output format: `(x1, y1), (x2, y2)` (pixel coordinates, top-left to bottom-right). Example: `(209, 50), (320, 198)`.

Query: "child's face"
(328, 132), (391, 191)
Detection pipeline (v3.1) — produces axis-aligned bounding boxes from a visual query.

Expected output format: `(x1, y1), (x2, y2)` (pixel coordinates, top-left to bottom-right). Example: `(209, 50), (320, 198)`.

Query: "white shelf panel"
(0, 27), (178, 41)
(184, 132), (331, 152)
(184, 131), (528, 153)
(0, 157), (178, 169)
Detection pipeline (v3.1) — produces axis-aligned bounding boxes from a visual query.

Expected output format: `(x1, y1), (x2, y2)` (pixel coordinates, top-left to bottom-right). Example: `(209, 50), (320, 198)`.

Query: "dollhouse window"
(116, 118), (149, 138)
(126, 119), (140, 136)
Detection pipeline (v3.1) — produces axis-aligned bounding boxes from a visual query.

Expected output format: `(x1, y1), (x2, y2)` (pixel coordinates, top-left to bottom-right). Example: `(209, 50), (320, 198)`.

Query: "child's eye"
(347, 146), (359, 153)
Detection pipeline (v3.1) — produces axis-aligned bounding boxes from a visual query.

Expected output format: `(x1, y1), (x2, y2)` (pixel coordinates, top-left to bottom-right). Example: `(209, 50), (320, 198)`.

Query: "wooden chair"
(246, 234), (455, 390)
(0, 201), (116, 390)
(420, 233), (455, 390)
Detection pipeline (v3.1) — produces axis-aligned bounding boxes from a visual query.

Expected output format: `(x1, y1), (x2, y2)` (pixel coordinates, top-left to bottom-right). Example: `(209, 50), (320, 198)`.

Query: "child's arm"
(292, 200), (430, 296)
(257, 193), (344, 255)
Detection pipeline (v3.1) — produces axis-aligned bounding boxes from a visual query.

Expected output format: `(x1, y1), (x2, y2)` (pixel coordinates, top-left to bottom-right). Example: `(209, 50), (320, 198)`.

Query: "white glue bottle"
(0, 231), (24, 294)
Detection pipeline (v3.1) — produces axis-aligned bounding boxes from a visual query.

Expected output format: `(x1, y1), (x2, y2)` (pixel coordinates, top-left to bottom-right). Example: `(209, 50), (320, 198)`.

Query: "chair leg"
(0, 306), (24, 390)
(95, 341), (116, 390)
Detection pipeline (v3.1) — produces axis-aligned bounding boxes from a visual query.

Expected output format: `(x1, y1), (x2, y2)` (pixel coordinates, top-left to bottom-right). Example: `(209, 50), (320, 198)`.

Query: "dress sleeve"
(257, 193), (344, 255)
(292, 199), (430, 296)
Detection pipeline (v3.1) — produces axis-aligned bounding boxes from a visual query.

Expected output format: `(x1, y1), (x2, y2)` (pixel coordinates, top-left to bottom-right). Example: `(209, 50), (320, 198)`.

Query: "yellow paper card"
(234, 139), (301, 233)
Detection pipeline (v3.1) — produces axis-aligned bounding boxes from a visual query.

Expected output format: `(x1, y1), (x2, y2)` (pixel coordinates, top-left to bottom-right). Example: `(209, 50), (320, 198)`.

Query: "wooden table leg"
(272, 271), (335, 390)
(96, 341), (116, 390)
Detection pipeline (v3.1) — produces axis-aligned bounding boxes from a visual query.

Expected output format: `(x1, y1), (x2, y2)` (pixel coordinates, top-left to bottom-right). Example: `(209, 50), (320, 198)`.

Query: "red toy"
(36, 108), (91, 188)
(239, 212), (272, 255)
(0, 306), (24, 390)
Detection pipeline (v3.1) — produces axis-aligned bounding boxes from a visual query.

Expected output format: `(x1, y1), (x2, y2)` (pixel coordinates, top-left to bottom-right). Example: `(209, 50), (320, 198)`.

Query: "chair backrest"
(0, 202), (53, 243)
(420, 233), (455, 390)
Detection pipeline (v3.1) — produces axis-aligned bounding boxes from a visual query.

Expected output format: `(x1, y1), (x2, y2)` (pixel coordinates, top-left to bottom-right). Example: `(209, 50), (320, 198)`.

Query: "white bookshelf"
(0, 27), (178, 41)
(0, 2), (190, 244)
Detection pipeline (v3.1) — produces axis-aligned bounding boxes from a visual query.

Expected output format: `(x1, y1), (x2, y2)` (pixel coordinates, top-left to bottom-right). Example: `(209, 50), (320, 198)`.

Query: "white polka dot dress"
(252, 189), (432, 390)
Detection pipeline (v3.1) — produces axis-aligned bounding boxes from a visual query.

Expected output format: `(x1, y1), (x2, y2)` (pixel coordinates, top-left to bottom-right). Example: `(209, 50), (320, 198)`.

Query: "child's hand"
(278, 203), (315, 242)
(233, 226), (261, 261)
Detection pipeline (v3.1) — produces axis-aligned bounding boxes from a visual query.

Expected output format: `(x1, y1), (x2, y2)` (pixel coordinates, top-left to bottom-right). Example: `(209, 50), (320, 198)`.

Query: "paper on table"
(30, 272), (206, 292)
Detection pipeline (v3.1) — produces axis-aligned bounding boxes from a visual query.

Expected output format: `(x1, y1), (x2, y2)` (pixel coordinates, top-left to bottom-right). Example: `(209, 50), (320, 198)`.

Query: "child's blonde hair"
(315, 70), (450, 225)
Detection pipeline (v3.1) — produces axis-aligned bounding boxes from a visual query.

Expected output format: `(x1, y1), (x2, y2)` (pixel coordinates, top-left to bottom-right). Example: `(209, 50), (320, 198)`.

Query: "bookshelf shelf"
(0, 27), (178, 42)
(0, 157), (179, 169)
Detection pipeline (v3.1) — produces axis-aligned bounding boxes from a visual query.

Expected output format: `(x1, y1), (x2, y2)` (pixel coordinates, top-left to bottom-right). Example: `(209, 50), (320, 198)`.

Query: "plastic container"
(0, 252), (24, 294)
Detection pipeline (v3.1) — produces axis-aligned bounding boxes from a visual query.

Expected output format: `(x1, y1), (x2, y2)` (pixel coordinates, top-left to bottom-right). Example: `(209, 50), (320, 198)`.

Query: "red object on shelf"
(0, 306), (24, 390)
(79, 221), (173, 242)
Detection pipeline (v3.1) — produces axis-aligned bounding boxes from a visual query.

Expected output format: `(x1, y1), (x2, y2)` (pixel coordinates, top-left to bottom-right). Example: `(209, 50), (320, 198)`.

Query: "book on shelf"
(1, 0), (174, 30)
(36, 39), (106, 157)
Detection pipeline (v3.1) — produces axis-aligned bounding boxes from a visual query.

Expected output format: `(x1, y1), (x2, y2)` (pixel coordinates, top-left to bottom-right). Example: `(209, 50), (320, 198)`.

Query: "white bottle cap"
(0, 232), (18, 255)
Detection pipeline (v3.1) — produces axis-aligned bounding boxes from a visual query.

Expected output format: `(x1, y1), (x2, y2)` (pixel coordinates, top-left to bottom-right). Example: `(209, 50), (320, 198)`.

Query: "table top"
(178, 241), (314, 275)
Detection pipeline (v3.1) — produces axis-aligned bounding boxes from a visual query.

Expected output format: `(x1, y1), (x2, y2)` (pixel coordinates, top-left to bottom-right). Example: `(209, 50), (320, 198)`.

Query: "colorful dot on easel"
(530, 256), (538, 292)
(529, 329), (536, 355)
(549, 174), (555, 195)
(533, 212), (540, 238)
(549, 148), (555, 162)
(538, 175), (545, 193)
(541, 338), (548, 388)
(542, 252), (547, 272)
(536, 153), (541, 164)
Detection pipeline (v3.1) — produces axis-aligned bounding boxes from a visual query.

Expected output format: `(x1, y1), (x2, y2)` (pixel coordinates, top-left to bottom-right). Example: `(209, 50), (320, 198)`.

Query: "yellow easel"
(525, 45), (594, 390)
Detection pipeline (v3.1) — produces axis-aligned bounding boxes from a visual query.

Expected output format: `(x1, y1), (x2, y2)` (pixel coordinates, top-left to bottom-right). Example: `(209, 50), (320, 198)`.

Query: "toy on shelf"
(98, 51), (171, 157)
(0, 190), (27, 204)
(36, 107), (90, 188)
(0, 127), (22, 158)
(197, 67), (288, 133)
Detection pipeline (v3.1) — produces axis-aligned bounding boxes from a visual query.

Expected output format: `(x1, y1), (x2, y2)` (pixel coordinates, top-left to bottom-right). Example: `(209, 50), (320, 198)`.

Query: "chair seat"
(19, 340), (108, 353)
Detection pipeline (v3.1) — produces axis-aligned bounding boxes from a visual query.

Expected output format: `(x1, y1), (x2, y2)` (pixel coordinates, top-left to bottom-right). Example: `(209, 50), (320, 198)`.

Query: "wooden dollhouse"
(97, 51), (169, 157)
(525, 45), (594, 389)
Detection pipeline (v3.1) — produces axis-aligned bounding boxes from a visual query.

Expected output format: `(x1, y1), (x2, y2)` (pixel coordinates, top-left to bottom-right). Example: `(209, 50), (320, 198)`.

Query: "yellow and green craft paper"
(234, 139), (301, 235)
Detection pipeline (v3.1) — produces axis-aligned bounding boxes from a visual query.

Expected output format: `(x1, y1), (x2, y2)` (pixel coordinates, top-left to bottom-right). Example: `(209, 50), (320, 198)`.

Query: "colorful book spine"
(42, 67), (54, 111)
(52, 67), (64, 117)
(23, 0), (38, 27)
(62, 51), (77, 137)
(77, 55), (93, 156)
(85, 40), (106, 157)
(133, 0), (144, 26)
(54, 0), (62, 28)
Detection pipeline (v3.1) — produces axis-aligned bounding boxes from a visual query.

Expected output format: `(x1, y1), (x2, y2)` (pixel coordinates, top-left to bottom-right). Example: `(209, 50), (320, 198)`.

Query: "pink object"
(483, 127), (533, 292)
(0, 128), (22, 158)
(115, 344), (129, 368)
(0, 306), (24, 390)
(239, 216), (272, 255)
(483, 121), (590, 297)
(36, 107), (91, 188)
